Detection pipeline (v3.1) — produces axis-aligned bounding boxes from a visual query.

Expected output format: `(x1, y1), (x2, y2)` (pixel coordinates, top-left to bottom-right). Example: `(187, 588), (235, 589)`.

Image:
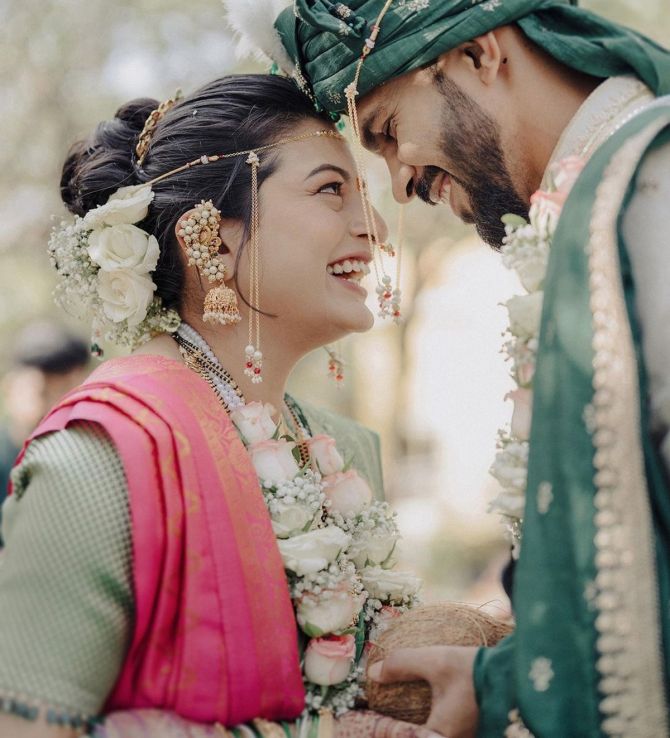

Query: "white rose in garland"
(277, 526), (350, 576)
(97, 269), (157, 326)
(88, 224), (160, 273)
(270, 499), (315, 539)
(297, 583), (364, 637)
(361, 566), (421, 603)
(248, 439), (300, 486)
(349, 528), (398, 569)
(505, 292), (544, 340)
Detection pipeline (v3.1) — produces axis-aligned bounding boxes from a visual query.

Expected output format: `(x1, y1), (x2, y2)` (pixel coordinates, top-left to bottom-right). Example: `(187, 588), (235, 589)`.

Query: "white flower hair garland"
(489, 156), (585, 555)
(48, 185), (181, 354)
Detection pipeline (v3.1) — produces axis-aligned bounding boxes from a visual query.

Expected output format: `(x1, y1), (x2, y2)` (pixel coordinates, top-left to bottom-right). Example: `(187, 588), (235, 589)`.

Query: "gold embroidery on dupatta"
(588, 115), (670, 738)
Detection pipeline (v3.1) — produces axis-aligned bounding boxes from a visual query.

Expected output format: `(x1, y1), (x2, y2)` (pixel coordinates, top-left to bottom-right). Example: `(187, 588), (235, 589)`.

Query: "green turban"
(275, 0), (670, 114)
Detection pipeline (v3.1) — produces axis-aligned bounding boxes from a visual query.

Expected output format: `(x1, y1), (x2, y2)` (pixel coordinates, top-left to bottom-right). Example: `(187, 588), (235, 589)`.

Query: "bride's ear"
(173, 206), (244, 280)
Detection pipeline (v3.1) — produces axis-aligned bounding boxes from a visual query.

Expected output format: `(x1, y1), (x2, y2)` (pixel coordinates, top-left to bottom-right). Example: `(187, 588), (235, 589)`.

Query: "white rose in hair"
(505, 292), (544, 340)
(360, 566), (421, 602)
(85, 185), (154, 228)
(230, 402), (277, 445)
(97, 269), (156, 326)
(248, 439), (300, 486)
(271, 500), (314, 539)
(88, 224), (160, 274)
(306, 435), (344, 476)
(323, 470), (373, 518)
(349, 529), (398, 569)
(277, 526), (350, 576)
(297, 584), (363, 637)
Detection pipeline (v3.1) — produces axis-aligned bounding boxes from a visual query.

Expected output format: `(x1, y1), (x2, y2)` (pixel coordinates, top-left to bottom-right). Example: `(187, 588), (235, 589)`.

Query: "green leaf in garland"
(501, 213), (528, 227)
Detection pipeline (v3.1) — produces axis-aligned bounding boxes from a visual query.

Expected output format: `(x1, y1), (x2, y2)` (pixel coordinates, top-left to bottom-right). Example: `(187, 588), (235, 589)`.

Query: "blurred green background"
(1, 0), (668, 610)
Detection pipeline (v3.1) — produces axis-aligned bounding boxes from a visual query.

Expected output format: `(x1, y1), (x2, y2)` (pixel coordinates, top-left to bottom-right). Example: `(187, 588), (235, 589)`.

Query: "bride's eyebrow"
(304, 164), (350, 181)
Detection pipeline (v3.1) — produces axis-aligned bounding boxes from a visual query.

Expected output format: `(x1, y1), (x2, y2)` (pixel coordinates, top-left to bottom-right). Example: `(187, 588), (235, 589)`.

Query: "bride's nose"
(350, 204), (389, 246)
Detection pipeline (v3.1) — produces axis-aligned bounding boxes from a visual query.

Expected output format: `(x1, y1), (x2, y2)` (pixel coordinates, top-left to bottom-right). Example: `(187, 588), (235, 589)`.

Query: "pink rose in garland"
(323, 470), (373, 517)
(307, 434), (345, 475)
(304, 634), (356, 686)
(230, 401), (277, 444)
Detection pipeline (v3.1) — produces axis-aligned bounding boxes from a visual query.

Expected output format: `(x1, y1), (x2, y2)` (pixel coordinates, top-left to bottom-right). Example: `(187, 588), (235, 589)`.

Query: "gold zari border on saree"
(588, 115), (670, 738)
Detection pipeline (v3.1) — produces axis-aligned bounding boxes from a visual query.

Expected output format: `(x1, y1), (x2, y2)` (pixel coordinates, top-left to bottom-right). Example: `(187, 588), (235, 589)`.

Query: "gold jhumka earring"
(178, 200), (242, 326)
(344, 0), (404, 324)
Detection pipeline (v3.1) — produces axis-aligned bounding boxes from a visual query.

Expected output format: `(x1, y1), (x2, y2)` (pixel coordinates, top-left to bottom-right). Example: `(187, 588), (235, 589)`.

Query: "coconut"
(365, 603), (513, 724)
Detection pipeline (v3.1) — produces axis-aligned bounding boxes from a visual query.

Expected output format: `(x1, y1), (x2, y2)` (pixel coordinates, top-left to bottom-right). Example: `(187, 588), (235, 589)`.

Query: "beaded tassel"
(244, 152), (263, 383)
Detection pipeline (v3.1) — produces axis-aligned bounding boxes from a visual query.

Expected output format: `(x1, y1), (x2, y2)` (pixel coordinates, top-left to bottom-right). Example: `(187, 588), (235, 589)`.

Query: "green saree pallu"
(475, 104), (670, 736)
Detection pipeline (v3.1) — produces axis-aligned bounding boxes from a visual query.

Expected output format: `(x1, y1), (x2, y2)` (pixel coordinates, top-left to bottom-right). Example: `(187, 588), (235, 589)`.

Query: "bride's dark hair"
(60, 74), (332, 312)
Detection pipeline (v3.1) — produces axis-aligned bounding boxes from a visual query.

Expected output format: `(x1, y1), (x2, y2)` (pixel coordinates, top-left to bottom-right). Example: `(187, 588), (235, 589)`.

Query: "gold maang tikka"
(343, 0), (404, 324)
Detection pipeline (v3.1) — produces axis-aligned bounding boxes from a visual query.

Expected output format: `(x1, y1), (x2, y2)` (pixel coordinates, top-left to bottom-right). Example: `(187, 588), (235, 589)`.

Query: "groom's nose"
(384, 150), (416, 204)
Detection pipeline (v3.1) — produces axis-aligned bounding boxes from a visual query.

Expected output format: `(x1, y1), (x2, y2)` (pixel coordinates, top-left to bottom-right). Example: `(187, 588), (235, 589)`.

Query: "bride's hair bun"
(60, 98), (159, 217)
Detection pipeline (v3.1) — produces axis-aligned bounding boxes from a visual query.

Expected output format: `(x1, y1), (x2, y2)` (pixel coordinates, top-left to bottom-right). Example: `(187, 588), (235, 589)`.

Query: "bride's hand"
(335, 711), (439, 738)
(367, 645), (479, 738)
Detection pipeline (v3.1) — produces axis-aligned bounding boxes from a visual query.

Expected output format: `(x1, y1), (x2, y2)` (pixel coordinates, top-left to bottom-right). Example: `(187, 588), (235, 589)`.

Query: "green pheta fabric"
(275, 0), (670, 114)
(474, 103), (670, 737)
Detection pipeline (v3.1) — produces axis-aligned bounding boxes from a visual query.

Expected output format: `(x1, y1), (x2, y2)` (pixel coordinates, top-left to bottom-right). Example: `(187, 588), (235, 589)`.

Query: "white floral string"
(489, 156), (586, 555)
(229, 401), (420, 716)
(48, 185), (180, 354)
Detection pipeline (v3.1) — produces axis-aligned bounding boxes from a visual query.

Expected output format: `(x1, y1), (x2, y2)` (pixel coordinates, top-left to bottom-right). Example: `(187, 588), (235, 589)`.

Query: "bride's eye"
(318, 181), (344, 196)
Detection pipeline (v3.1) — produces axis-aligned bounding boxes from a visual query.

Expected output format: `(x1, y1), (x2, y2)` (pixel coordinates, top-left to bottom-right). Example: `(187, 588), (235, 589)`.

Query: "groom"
(260, 1), (670, 736)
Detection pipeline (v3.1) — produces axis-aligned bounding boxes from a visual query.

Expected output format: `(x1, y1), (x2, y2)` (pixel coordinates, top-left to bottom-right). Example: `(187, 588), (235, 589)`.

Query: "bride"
(0, 75), (427, 738)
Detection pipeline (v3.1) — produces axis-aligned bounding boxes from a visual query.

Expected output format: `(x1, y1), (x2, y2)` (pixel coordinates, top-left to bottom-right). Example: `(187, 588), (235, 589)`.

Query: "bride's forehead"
(275, 137), (354, 175)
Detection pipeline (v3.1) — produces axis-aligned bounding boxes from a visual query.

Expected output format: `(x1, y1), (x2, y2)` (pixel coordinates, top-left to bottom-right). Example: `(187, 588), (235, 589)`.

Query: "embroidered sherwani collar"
(541, 76), (656, 188)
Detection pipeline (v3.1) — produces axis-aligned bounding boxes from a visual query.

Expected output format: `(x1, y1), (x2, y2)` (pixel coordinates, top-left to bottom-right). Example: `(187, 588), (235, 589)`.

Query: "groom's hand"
(367, 645), (479, 738)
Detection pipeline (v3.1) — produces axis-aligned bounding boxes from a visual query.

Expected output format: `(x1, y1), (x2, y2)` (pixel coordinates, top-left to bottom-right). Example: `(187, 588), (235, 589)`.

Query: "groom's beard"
(416, 74), (529, 250)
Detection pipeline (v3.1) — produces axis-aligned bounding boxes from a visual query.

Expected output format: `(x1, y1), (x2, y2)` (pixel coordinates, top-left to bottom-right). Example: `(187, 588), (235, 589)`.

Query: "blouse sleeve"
(0, 421), (134, 729)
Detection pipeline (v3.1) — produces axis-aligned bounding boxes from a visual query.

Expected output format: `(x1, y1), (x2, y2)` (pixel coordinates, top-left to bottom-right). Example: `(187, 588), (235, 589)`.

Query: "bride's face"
(227, 120), (388, 348)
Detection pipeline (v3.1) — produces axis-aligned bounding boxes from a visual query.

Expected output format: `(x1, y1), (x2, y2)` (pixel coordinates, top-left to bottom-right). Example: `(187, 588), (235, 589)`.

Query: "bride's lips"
(326, 255), (371, 297)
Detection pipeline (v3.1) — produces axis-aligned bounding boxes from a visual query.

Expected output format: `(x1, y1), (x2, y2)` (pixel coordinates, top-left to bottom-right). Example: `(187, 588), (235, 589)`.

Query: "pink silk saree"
(10, 354), (305, 725)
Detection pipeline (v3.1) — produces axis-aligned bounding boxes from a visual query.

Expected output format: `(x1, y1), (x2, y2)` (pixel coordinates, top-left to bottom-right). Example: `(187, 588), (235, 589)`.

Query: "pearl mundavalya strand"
(178, 323), (419, 718)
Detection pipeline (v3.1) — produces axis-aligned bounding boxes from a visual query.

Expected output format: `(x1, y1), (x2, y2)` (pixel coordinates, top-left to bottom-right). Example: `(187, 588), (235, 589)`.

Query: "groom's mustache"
(414, 165), (444, 204)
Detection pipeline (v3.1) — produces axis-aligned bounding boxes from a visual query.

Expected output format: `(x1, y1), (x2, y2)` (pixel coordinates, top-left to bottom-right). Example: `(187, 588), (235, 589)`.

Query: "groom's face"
(357, 59), (528, 249)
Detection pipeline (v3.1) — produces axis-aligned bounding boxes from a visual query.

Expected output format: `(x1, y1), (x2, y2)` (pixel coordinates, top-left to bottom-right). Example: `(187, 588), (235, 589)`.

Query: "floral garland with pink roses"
(229, 401), (420, 717)
(489, 156), (586, 556)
